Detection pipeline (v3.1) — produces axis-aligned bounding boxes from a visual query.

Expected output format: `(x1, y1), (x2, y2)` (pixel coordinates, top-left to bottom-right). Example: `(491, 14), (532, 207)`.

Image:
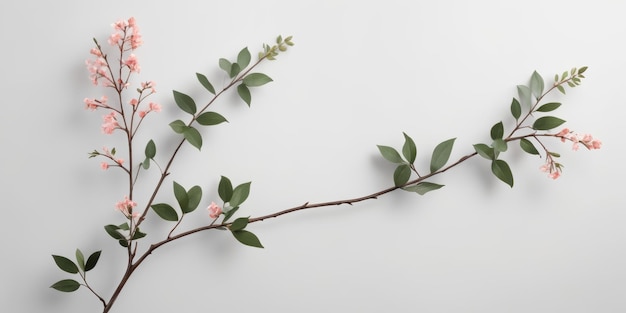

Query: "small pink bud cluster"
(556, 128), (602, 151)
(85, 53), (111, 86)
(540, 160), (562, 180)
(208, 202), (222, 219)
(100, 146), (124, 170)
(116, 196), (139, 219)
(84, 95), (108, 111)
(101, 112), (120, 134)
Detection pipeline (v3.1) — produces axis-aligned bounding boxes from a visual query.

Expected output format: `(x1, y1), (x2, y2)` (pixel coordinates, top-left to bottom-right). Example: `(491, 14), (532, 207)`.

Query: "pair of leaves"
(229, 217), (263, 248)
(50, 249), (102, 292)
(237, 73), (273, 106)
(151, 182), (202, 222)
(142, 139), (156, 169)
(104, 223), (146, 247)
(220, 47), (252, 79)
(217, 176), (252, 222)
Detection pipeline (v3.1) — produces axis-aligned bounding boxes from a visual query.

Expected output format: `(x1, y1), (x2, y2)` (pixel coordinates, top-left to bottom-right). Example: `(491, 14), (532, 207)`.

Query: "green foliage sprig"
(52, 18), (601, 313)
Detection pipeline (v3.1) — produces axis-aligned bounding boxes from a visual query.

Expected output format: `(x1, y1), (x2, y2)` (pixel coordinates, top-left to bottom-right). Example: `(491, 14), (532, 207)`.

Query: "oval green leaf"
(490, 121), (504, 140)
(75, 249), (85, 272)
(536, 102), (562, 112)
(510, 98), (521, 120)
(52, 255), (79, 274)
(169, 120), (187, 134)
(151, 203), (179, 221)
(145, 140), (156, 159)
(183, 126), (203, 150)
(173, 181), (188, 212)
(196, 73), (216, 95)
(50, 279), (80, 292)
(196, 112), (228, 126)
(532, 116), (566, 131)
(530, 71), (544, 98)
(430, 138), (456, 173)
(232, 230), (264, 248)
(491, 159), (514, 187)
(237, 84), (251, 106)
(85, 251), (102, 272)
(492, 139), (508, 152)
(104, 224), (125, 240)
(473, 143), (495, 160)
(186, 186), (202, 213)
(219, 58), (232, 75)
(402, 132), (417, 164)
(230, 182), (251, 207)
(517, 85), (532, 108)
(172, 90), (197, 115)
(377, 145), (404, 163)
(218, 176), (233, 203)
(230, 217), (249, 232)
(393, 164), (411, 187)
(243, 73), (273, 87)
(403, 182), (444, 195)
(238, 47), (251, 69)
(520, 138), (540, 155)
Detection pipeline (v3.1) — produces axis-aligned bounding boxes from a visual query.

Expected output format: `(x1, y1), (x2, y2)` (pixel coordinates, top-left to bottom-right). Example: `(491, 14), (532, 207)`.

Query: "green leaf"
(578, 66), (588, 75)
(491, 159), (514, 187)
(104, 224), (125, 240)
(556, 85), (566, 94)
(169, 120), (187, 134)
(52, 255), (79, 274)
(230, 63), (241, 78)
(490, 121), (504, 140)
(230, 182), (251, 207)
(510, 98), (521, 120)
(237, 84), (251, 106)
(186, 186), (202, 213)
(183, 126), (203, 150)
(118, 223), (130, 231)
(142, 158), (150, 170)
(532, 116), (566, 131)
(85, 251), (101, 272)
(50, 279), (80, 292)
(237, 47), (251, 69)
(196, 73), (215, 94)
(430, 138), (456, 173)
(75, 249), (85, 272)
(520, 138), (540, 155)
(536, 102), (561, 112)
(218, 176), (233, 203)
(132, 229), (147, 240)
(231, 230), (264, 248)
(219, 58), (232, 75)
(402, 132), (417, 164)
(119, 240), (129, 248)
(151, 203), (179, 222)
(492, 139), (508, 152)
(517, 85), (532, 108)
(393, 164), (411, 187)
(377, 145), (404, 163)
(243, 73), (273, 87)
(173, 181), (188, 212)
(196, 112), (228, 126)
(230, 217), (249, 232)
(222, 206), (240, 223)
(145, 140), (156, 159)
(172, 90), (197, 115)
(473, 143), (496, 160)
(530, 71), (544, 98)
(403, 182), (444, 195)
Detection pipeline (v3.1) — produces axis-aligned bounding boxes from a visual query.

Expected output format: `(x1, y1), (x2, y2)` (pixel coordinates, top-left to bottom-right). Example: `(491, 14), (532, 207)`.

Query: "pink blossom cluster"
(116, 196), (139, 219)
(208, 202), (222, 219)
(540, 160), (562, 180)
(84, 95), (108, 111)
(102, 112), (120, 134)
(556, 128), (602, 151)
(100, 146), (124, 170)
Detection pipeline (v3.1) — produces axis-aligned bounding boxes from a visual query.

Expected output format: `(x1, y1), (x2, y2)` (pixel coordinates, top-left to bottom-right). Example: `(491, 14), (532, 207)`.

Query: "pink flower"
(129, 98), (138, 106)
(591, 140), (602, 149)
(138, 111), (147, 118)
(115, 196), (138, 219)
(116, 159), (124, 165)
(108, 32), (122, 46)
(102, 112), (119, 134)
(127, 17), (137, 28)
(100, 162), (109, 170)
(141, 81), (156, 93)
(149, 102), (161, 112)
(112, 19), (128, 31)
(208, 202), (222, 219)
(130, 28), (143, 50)
(124, 54), (140, 73)
(90, 48), (102, 57)
(549, 171), (561, 180)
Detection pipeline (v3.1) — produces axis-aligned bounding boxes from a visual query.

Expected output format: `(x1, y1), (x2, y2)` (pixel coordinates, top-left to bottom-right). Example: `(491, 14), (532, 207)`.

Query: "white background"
(1, 1), (624, 312)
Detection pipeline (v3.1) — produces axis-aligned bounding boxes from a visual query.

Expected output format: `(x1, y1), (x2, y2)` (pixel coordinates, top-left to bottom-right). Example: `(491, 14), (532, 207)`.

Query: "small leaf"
(530, 71), (544, 98)
(230, 217), (249, 232)
(104, 225), (125, 240)
(520, 138), (540, 155)
(393, 164), (411, 187)
(243, 73), (273, 87)
(232, 230), (264, 248)
(218, 176), (233, 203)
(50, 279), (80, 292)
(377, 145), (404, 163)
(132, 230), (147, 240)
(172, 90), (197, 115)
(556, 85), (566, 94)
(222, 206), (240, 223)
(145, 140), (156, 159)
(173, 181), (188, 212)
(237, 47), (251, 69)
(52, 255), (79, 274)
(230, 63), (241, 78)
(196, 112), (228, 126)
(75, 249), (85, 272)
(510, 98), (521, 120)
(536, 102), (561, 112)
(532, 116), (566, 131)
(490, 121), (504, 140)
(492, 139), (508, 152)
(151, 203), (179, 222)
(230, 182), (251, 207)
(186, 186), (202, 213)
(142, 158), (150, 170)
(402, 132), (417, 164)
(430, 138), (456, 173)
(578, 66), (588, 75)
(517, 85), (532, 108)
(118, 240), (128, 248)
(169, 120), (187, 134)
(491, 159), (514, 187)
(196, 73), (216, 95)
(183, 127), (203, 150)
(473, 143), (496, 160)
(237, 84), (251, 106)
(219, 58), (232, 75)
(84, 251), (102, 272)
(403, 182), (444, 195)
